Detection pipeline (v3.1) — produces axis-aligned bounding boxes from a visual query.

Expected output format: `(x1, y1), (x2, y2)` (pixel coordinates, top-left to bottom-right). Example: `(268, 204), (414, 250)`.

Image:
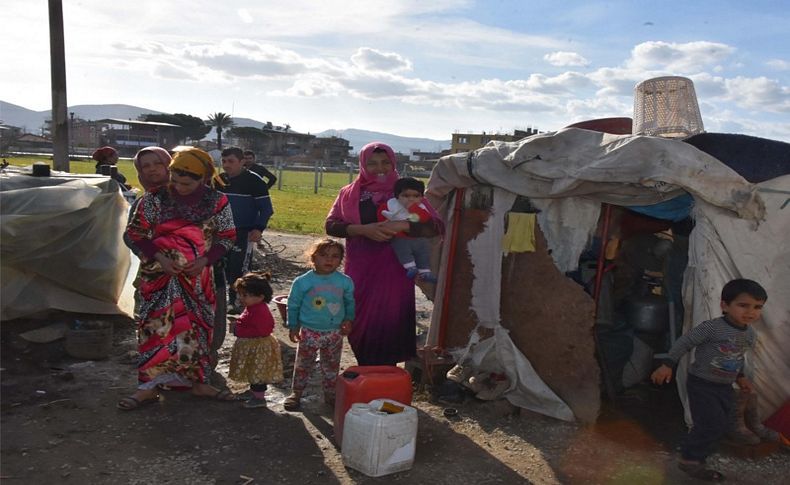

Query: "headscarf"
(133, 146), (171, 191)
(169, 147), (224, 188)
(92, 146), (118, 170)
(329, 142), (399, 224)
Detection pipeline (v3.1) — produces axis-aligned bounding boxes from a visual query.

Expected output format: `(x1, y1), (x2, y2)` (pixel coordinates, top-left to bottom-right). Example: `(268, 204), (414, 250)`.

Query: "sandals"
(117, 394), (160, 411)
(212, 388), (237, 401)
(678, 462), (725, 482)
(283, 393), (301, 411)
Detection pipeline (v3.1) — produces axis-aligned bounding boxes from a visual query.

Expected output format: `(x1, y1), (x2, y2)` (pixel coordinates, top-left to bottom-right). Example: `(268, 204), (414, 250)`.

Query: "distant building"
(1, 124), (23, 153)
(403, 149), (452, 176)
(308, 136), (353, 166)
(11, 133), (52, 152)
(409, 150), (448, 162)
(450, 128), (539, 154)
(259, 123), (315, 162)
(94, 118), (180, 156)
(70, 117), (101, 155)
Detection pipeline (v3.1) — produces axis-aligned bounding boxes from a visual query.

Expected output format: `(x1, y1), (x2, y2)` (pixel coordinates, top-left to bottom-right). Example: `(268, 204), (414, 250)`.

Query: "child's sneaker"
(446, 364), (472, 383)
(405, 267), (419, 279)
(243, 397), (268, 409)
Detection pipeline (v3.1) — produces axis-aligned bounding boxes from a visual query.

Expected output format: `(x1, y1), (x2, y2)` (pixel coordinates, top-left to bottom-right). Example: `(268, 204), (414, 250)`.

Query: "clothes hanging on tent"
(502, 212), (536, 254)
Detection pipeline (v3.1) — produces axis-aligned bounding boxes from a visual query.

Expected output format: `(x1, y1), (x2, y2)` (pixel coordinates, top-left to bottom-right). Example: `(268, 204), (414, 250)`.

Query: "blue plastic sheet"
(627, 192), (694, 222)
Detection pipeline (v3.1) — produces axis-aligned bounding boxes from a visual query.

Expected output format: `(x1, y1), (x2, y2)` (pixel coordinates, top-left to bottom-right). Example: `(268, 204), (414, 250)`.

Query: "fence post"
(313, 160), (319, 194)
(348, 164), (353, 183)
(319, 161), (324, 187)
(277, 163), (283, 191)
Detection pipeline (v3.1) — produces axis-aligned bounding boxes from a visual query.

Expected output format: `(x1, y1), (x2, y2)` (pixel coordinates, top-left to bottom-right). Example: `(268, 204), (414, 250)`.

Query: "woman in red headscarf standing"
(326, 142), (442, 366)
(119, 148), (237, 409)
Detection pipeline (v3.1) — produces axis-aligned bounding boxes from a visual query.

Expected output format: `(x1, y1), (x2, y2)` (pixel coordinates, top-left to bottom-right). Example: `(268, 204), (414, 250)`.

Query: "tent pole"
(593, 203), (612, 305)
(437, 187), (465, 350)
(593, 203), (618, 403)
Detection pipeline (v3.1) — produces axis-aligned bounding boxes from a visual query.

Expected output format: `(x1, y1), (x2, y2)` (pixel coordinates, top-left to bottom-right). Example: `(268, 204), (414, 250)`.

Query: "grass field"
(4, 155), (352, 235)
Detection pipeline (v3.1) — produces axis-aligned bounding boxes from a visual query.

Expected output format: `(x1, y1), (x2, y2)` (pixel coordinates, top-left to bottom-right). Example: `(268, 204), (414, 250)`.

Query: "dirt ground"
(1, 231), (787, 484)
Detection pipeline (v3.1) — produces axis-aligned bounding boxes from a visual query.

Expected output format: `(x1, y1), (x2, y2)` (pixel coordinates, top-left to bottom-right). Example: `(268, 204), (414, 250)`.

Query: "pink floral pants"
(291, 328), (344, 393)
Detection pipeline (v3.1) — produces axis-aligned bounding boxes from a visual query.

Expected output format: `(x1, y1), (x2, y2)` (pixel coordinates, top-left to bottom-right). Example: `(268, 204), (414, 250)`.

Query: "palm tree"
(207, 112), (234, 150)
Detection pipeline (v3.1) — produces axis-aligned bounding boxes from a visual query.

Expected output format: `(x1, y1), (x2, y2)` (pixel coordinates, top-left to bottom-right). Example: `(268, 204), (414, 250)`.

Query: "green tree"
(207, 112), (234, 150)
(143, 113), (211, 144)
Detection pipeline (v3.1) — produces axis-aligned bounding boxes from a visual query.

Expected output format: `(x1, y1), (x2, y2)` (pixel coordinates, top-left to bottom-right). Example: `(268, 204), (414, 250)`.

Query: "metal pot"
(625, 294), (669, 334)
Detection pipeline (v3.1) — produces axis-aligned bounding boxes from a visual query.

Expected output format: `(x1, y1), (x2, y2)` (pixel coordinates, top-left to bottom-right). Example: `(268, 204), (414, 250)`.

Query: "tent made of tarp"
(1, 167), (131, 321)
(424, 128), (788, 424)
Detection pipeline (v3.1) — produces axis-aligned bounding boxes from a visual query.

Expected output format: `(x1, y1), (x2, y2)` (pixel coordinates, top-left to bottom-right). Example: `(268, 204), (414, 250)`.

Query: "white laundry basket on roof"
(633, 76), (704, 138)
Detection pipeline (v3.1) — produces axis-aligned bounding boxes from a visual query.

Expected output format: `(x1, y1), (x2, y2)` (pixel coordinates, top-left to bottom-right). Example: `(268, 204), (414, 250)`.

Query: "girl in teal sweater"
(284, 239), (354, 411)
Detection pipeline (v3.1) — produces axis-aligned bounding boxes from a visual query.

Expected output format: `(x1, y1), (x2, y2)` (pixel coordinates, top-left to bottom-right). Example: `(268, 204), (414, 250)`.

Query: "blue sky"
(1, 0), (788, 141)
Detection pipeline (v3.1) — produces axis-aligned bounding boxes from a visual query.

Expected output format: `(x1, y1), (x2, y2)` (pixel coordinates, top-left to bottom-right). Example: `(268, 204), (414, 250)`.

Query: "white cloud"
(3, 1), (789, 142)
(544, 51), (589, 67)
(687, 73), (727, 98)
(88, 34), (790, 129)
(237, 8), (254, 24)
(723, 76), (790, 112)
(626, 41), (735, 72)
(523, 72), (593, 94)
(566, 95), (632, 123)
(588, 67), (644, 97)
(152, 62), (201, 81)
(351, 48), (412, 73)
(278, 77), (343, 97)
(766, 59), (790, 71)
(181, 40), (323, 78)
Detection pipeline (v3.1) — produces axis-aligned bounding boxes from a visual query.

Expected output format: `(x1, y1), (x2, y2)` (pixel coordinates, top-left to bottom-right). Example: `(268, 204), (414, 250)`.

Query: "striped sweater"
(665, 316), (755, 384)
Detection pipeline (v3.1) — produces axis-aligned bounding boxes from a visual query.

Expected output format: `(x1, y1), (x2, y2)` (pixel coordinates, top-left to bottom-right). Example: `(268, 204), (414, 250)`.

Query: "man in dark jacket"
(219, 147), (274, 312)
(242, 150), (277, 189)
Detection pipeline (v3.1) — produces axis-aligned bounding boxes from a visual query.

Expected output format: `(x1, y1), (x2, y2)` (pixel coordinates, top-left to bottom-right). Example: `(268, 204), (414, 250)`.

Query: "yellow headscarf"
(169, 147), (225, 187)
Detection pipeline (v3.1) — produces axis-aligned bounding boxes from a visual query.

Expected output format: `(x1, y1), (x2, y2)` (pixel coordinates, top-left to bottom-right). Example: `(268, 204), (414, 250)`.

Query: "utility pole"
(69, 111), (74, 156)
(49, 0), (69, 171)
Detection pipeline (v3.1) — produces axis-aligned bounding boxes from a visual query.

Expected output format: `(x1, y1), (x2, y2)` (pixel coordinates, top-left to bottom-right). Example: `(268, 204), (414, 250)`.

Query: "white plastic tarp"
(1, 168), (131, 321)
(679, 175), (790, 423)
(426, 128), (776, 422)
(428, 128), (763, 273)
(450, 186), (574, 421)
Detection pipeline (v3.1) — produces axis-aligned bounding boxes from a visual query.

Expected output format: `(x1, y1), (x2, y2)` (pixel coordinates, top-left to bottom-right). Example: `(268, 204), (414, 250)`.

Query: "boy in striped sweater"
(651, 279), (767, 482)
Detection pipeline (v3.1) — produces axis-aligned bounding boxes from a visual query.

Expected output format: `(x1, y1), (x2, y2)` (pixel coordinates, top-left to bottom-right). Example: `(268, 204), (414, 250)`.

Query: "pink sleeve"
(327, 191), (344, 221)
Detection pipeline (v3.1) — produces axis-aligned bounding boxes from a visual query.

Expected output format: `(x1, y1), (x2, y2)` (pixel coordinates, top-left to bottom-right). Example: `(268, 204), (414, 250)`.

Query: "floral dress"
(126, 186), (235, 388)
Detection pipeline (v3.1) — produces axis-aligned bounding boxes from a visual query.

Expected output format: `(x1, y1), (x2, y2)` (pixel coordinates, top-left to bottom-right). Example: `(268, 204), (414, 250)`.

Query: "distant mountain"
(0, 101), (48, 133)
(0, 101), (163, 133)
(230, 117), (267, 129)
(315, 128), (450, 154)
(1, 101), (451, 154)
(71, 104), (164, 121)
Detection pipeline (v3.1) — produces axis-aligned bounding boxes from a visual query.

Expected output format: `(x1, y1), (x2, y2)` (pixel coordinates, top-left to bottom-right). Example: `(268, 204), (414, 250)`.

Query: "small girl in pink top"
(228, 272), (284, 409)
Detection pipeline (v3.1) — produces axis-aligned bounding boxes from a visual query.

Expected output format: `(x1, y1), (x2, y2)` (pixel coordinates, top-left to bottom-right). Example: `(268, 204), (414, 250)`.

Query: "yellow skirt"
(229, 335), (283, 384)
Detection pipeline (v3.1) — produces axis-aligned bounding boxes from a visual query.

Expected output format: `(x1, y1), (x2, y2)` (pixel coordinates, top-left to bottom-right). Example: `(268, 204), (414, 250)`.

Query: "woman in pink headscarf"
(124, 147), (173, 258)
(326, 142), (442, 365)
(133, 146), (171, 191)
